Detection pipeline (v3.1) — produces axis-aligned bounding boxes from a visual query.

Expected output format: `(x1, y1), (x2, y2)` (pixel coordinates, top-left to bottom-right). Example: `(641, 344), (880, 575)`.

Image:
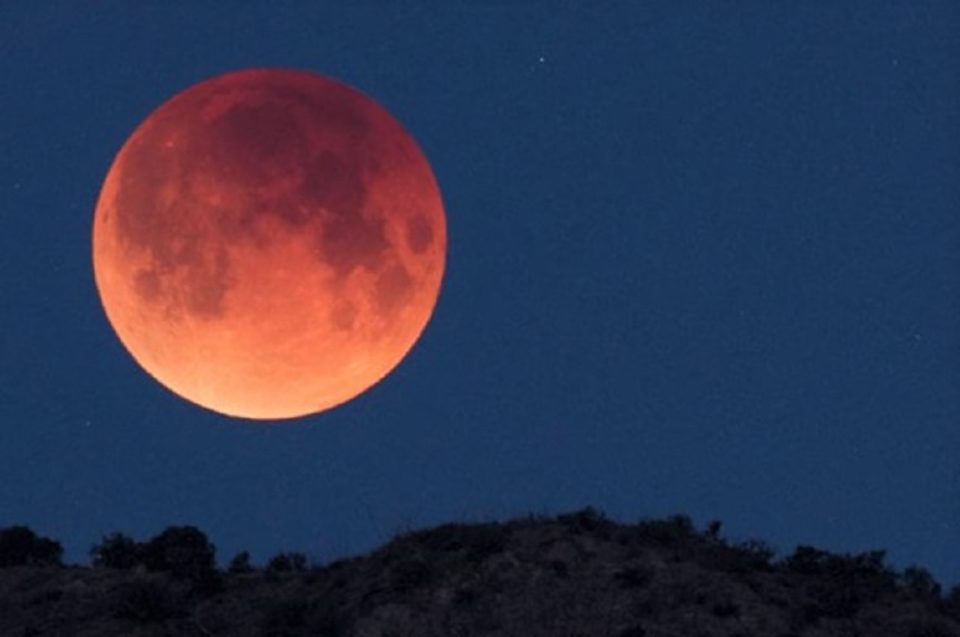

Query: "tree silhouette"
(90, 532), (142, 570)
(228, 550), (254, 574)
(0, 526), (62, 567)
(266, 552), (308, 574)
(141, 526), (216, 580)
(903, 565), (942, 600)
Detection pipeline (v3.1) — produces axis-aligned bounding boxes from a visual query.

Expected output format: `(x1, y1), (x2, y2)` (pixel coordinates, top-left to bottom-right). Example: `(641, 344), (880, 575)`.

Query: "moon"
(92, 68), (446, 420)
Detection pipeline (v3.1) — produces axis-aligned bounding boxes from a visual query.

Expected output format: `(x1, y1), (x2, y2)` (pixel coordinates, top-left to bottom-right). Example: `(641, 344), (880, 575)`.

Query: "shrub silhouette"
(90, 532), (142, 570)
(261, 600), (309, 636)
(613, 565), (654, 589)
(558, 506), (612, 536)
(705, 520), (723, 539)
(943, 585), (960, 620)
(114, 579), (180, 623)
(266, 551), (308, 574)
(906, 618), (956, 637)
(0, 526), (62, 567)
(390, 557), (435, 593)
(406, 522), (507, 562)
(903, 565), (942, 600)
(228, 550), (254, 574)
(712, 600), (740, 618)
(783, 545), (832, 574)
(730, 538), (776, 571)
(636, 514), (696, 545)
(787, 548), (897, 619)
(141, 526), (216, 581)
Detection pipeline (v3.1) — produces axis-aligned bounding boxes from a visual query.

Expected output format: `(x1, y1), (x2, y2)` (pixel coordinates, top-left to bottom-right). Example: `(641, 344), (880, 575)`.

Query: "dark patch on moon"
(201, 101), (309, 188)
(183, 246), (233, 319)
(375, 263), (414, 316)
(270, 198), (312, 228)
(114, 147), (234, 321)
(318, 209), (388, 278)
(405, 214), (434, 254)
(216, 203), (258, 243)
(113, 139), (185, 256)
(134, 268), (162, 302)
(301, 151), (366, 215)
(330, 301), (357, 332)
(304, 152), (387, 277)
(252, 76), (372, 147)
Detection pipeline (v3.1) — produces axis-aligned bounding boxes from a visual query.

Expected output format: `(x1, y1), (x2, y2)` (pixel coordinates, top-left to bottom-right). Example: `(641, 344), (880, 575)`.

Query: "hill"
(0, 508), (957, 636)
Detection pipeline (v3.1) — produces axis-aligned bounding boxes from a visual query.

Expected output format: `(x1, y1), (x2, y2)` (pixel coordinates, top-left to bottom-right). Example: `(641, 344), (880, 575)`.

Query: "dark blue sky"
(1, 2), (957, 585)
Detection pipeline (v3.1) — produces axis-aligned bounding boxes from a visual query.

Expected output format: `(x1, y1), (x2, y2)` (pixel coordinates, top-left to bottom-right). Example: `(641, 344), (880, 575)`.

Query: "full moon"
(92, 68), (446, 420)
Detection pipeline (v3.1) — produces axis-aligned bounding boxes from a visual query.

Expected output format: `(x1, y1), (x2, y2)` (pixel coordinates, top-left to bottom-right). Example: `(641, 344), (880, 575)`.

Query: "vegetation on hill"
(0, 508), (957, 636)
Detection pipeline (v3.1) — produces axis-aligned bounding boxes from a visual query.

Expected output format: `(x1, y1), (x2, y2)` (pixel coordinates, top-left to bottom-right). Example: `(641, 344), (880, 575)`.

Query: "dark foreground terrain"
(1, 508), (957, 636)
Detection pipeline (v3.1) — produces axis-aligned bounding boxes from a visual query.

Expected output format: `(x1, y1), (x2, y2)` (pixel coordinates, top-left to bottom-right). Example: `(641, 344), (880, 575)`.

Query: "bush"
(390, 557), (434, 593)
(558, 507), (611, 535)
(549, 559), (569, 577)
(783, 545), (831, 575)
(228, 550), (254, 574)
(705, 520), (723, 539)
(142, 526), (216, 581)
(712, 600), (740, 618)
(0, 526), (62, 567)
(114, 579), (180, 623)
(730, 538), (776, 571)
(902, 566), (942, 600)
(942, 585), (960, 620)
(405, 522), (507, 564)
(91, 532), (142, 569)
(266, 552), (308, 574)
(907, 619), (956, 637)
(786, 548), (896, 619)
(261, 600), (309, 636)
(460, 525), (507, 563)
(634, 514), (696, 546)
(613, 565), (654, 589)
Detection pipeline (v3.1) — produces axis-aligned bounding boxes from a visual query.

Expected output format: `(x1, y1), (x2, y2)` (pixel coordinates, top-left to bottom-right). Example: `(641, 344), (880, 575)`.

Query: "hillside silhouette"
(1, 508), (957, 636)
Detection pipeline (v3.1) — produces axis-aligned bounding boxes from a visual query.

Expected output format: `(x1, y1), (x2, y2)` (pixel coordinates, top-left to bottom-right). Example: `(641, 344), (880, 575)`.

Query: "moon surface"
(92, 68), (446, 420)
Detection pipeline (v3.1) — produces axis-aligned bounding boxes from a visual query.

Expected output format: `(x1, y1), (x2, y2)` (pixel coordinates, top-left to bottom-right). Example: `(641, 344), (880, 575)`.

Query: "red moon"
(92, 69), (446, 420)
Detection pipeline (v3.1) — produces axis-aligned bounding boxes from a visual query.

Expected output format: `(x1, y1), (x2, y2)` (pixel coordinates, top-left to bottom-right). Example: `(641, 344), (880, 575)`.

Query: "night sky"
(1, 3), (957, 586)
